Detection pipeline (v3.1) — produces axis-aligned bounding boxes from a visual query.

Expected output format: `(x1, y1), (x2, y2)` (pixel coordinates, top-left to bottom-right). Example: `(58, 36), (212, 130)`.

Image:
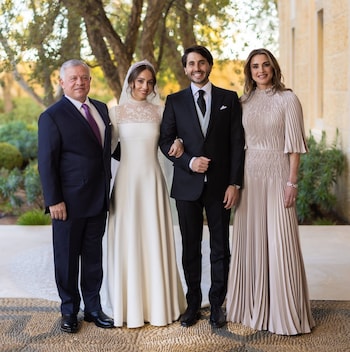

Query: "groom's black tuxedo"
(160, 84), (245, 309)
(160, 86), (244, 201)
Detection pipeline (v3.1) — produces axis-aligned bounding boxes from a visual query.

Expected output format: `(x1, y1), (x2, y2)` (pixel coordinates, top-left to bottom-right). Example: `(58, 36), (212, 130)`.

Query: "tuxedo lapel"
(184, 87), (205, 138)
(206, 86), (219, 137)
(206, 86), (227, 138)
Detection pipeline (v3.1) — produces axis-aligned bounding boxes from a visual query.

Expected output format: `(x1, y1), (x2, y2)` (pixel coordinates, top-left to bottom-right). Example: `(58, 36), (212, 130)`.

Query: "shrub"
(297, 130), (346, 224)
(16, 209), (51, 225)
(0, 161), (44, 216)
(0, 121), (38, 162)
(0, 142), (23, 170)
(0, 168), (23, 210)
(312, 217), (337, 225)
(23, 161), (44, 207)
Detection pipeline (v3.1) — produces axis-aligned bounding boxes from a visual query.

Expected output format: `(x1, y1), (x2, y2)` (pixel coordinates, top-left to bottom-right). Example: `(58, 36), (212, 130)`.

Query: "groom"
(159, 45), (245, 328)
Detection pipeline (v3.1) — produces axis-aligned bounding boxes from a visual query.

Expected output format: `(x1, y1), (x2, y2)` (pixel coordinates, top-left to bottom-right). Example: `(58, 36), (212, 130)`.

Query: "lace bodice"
(109, 99), (163, 124)
(109, 99), (163, 151)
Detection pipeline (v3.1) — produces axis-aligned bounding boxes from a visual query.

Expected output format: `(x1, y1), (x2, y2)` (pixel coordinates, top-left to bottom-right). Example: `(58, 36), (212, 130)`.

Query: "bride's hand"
(168, 138), (184, 158)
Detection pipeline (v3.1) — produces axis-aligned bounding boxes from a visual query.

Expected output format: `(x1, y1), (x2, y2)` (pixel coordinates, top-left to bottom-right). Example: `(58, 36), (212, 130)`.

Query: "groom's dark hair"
(181, 45), (214, 67)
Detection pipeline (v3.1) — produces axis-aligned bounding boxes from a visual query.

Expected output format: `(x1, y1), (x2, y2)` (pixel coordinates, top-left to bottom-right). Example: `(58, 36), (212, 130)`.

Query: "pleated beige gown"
(226, 88), (315, 335)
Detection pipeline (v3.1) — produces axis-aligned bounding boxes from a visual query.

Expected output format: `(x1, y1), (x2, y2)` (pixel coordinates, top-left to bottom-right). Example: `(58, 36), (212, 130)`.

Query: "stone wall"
(278, 0), (350, 221)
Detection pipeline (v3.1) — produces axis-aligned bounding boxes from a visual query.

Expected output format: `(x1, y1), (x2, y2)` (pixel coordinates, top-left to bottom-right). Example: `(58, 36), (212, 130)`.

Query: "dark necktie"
(81, 103), (102, 145)
(197, 90), (206, 116)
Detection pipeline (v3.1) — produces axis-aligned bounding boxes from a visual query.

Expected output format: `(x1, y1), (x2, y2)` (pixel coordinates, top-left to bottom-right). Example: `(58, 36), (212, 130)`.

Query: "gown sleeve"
(284, 91), (309, 154)
(109, 105), (119, 153)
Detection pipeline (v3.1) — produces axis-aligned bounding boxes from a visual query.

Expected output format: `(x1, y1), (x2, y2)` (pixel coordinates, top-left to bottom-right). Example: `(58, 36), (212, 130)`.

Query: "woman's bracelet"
(287, 181), (298, 189)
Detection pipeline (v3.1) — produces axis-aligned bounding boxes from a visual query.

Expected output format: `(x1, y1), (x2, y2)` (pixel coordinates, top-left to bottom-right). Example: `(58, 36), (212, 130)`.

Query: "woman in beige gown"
(103, 60), (185, 328)
(226, 48), (315, 335)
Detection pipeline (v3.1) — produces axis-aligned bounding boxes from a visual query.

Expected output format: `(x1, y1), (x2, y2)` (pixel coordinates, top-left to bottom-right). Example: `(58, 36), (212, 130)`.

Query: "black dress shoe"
(61, 314), (78, 333)
(84, 310), (114, 328)
(180, 307), (201, 327)
(209, 306), (226, 328)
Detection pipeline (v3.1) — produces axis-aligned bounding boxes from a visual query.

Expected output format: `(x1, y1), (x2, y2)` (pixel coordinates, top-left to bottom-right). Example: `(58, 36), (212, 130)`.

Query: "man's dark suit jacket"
(159, 85), (245, 202)
(38, 96), (112, 218)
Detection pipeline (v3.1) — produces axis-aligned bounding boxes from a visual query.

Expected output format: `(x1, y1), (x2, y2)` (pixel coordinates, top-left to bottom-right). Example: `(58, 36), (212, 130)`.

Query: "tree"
(0, 0), (278, 106)
(0, 0), (82, 107)
(59, 0), (238, 98)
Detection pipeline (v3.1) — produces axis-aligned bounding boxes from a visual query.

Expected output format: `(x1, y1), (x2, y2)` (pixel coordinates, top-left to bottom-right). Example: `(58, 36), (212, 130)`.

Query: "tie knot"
(81, 103), (89, 112)
(198, 90), (205, 98)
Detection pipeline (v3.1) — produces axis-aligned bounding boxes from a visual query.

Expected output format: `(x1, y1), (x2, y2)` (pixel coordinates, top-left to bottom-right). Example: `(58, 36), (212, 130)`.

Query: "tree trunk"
(2, 73), (14, 113)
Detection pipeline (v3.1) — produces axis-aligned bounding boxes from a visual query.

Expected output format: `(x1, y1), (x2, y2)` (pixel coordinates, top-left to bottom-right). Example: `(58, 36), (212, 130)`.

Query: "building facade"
(278, 0), (350, 221)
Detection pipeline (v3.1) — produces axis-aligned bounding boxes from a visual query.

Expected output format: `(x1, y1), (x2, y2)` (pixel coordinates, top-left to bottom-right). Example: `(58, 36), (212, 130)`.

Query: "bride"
(102, 60), (186, 328)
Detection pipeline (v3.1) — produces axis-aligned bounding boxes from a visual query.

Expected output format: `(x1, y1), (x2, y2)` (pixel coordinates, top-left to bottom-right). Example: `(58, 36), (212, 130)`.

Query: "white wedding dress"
(102, 99), (185, 328)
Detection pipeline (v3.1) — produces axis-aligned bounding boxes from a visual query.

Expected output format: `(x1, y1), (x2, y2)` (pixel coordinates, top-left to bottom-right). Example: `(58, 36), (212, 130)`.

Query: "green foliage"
(0, 142), (23, 170)
(0, 97), (42, 125)
(0, 123), (43, 216)
(0, 168), (23, 210)
(0, 161), (44, 216)
(312, 218), (337, 225)
(0, 121), (38, 161)
(297, 131), (346, 224)
(23, 161), (44, 207)
(16, 209), (51, 225)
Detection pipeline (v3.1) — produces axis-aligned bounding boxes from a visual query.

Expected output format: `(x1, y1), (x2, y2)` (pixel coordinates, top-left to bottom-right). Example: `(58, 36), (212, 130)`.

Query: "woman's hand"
(168, 138), (184, 158)
(285, 153), (300, 208)
(284, 182), (298, 208)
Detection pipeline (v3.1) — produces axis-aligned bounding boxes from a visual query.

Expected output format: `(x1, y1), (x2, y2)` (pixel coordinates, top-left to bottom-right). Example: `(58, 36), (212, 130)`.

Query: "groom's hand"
(191, 156), (211, 173)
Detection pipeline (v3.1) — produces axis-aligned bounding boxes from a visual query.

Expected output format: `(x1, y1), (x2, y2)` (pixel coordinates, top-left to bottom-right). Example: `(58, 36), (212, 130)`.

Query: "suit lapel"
(62, 97), (103, 146)
(62, 97), (89, 127)
(89, 98), (111, 149)
(89, 98), (112, 145)
(90, 99), (109, 127)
